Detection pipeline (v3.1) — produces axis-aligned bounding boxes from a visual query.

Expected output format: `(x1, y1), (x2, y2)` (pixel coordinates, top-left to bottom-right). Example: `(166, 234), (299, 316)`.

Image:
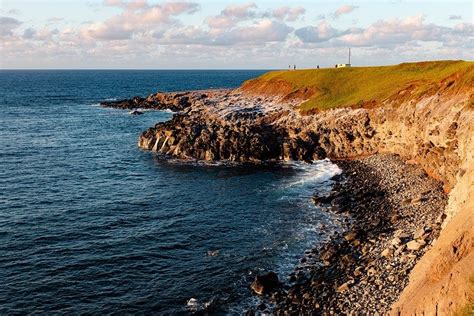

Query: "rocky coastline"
(100, 89), (229, 112)
(101, 68), (473, 314)
(265, 154), (447, 315)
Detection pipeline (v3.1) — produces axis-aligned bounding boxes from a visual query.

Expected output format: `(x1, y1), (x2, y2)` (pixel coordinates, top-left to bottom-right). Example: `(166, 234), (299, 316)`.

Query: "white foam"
(185, 297), (214, 312)
(281, 159), (342, 190)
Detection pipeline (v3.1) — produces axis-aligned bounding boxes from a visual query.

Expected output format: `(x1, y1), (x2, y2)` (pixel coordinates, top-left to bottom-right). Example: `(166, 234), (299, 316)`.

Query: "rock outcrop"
(100, 90), (218, 112)
(118, 63), (473, 314)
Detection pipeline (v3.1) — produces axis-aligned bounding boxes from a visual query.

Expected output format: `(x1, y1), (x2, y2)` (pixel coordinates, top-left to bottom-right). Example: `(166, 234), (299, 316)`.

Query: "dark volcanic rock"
(129, 109), (144, 115)
(251, 271), (280, 295)
(101, 96), (145, 109)
(100, 90), (218, 112)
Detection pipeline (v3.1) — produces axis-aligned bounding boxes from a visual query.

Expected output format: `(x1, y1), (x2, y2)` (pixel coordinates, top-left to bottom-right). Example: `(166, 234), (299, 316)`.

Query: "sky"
(0, 0), (472, 69)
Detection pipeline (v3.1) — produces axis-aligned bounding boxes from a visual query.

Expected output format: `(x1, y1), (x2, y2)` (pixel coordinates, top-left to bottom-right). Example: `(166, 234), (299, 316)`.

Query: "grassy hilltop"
(240, 60), (474, 113)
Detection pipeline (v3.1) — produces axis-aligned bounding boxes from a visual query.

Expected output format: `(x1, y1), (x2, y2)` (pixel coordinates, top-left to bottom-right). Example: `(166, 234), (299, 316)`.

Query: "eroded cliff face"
(137, 77), (473, 314)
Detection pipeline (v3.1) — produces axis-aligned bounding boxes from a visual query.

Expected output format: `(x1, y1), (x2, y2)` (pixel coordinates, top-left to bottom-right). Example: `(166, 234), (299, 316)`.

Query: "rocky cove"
(101, 64), (473, 314)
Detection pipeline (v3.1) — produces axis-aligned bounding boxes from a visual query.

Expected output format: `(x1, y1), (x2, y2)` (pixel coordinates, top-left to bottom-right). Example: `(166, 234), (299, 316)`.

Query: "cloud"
(155, 19), (293, 46)
(0, 16), (22, 36)
(295, 15), (474, 50)
(21, 27), (59, 41)
(2, 2), (473, 69)
(449, 15), (462, 20)
(334, 5), (358, 18)
(221, 2), (257, 18)
(153, 25), (210, 45)
(206, 2), (257, 29)
(23, 27), (36, 39)
(271, 6), (305, 22)
(295, 21), (340, 43)
(82, 1), (200, 40)
(215, 19), (293, 45)
(83, 23), (134, 40)
(206, 3), (306, 28)
(103, 0), (148, 10)
(337, 15), (442, 46)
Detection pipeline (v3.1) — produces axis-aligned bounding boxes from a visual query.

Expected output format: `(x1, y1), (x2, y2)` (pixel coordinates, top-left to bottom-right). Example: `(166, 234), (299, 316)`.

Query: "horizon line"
(0, 60), (470, 71)
(0, 68), (278, 71)
(0, 59), (474, 71)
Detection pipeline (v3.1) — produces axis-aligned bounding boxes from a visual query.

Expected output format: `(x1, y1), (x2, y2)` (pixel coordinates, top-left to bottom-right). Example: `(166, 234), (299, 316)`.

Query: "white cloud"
(295, 15), (474, 50)
(271, 6), (305, 22)
(334, 5), (358, 18)
(214, 19), (293, 45)
(205, 2), (257, 29)
(338, 15), (447, 46)
(82, 1), (200, 40)
(1, 2), (473, 69)
(155, 19), (293, 46)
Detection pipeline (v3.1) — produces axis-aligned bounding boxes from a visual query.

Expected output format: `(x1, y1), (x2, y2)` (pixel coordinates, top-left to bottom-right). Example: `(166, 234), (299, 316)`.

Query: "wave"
(186, 297), (216, 313)
(280, 159), (342, 190)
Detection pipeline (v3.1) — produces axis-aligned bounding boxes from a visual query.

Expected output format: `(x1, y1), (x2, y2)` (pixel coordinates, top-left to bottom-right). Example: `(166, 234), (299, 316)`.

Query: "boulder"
(320, 245), (338, 265)
(129, 109), (144, 115)
(251, 271), (279, 295)
(344, 231), (358, 242)
(390, 237), (402, 246)
(413, 227), (426, 240)
(337, 282), (351, 292)
(381, 248), (394, 257)
(406, 240), (424, 251)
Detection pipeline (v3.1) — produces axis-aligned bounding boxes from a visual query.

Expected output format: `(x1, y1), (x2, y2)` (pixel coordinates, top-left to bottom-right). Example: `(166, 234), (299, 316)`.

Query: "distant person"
(317, 65), (320, 69)
(293, 65), (296, 70)
(288, 65), (291, 71)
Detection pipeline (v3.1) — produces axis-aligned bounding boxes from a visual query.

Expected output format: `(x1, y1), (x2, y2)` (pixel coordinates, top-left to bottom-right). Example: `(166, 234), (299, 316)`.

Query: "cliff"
(135, 60), (473, 314)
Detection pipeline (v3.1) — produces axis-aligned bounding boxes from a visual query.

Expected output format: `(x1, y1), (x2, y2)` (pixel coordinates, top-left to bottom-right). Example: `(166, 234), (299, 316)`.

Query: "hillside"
(239, 60), (474, 113)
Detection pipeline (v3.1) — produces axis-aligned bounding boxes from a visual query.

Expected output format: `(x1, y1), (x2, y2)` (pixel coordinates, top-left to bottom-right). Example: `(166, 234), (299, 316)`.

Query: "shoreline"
(260, 154), (447, 314)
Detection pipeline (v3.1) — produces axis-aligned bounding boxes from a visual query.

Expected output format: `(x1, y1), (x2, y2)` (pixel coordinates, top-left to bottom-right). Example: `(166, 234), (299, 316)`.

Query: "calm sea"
(0, 70), (341, 314)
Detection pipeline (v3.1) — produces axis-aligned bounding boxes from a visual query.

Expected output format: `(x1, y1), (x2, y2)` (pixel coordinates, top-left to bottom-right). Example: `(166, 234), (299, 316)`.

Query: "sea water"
(0, 70), (341, 314)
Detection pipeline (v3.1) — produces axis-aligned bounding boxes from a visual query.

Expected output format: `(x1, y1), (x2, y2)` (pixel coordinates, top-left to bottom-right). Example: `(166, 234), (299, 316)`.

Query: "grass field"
(244, 60), (474, 112)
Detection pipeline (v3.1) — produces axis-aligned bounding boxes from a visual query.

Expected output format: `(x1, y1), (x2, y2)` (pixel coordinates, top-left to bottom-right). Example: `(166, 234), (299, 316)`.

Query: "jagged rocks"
(101, 90), (214, 112)
(133, 89), (384, 163)
(101, 96), (145, 109)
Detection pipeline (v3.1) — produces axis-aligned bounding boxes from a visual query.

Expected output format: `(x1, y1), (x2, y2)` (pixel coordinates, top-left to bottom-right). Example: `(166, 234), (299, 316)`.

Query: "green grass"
(247, 60), (474, 112)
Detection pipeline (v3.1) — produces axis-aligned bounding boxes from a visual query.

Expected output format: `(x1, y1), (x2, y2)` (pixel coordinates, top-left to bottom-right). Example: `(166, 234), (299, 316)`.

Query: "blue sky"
(0, 0), (472, 69)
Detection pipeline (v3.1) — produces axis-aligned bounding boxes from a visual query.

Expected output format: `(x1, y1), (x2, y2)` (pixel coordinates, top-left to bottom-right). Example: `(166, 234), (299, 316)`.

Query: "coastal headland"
(101, 60), (474, 314)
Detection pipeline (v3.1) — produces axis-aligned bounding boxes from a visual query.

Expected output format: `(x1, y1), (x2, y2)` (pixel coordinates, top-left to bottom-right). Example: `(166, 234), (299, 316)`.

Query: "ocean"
(0, 70), (342, 314)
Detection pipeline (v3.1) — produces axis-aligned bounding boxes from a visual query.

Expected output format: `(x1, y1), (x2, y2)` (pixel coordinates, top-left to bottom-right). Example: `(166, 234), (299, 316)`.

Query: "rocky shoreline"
(249, 154), (447, 315)
(100, 89), (229, 112)
(101, 75), (472, 314)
